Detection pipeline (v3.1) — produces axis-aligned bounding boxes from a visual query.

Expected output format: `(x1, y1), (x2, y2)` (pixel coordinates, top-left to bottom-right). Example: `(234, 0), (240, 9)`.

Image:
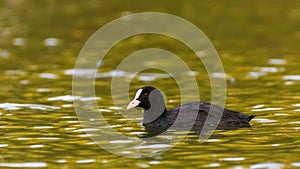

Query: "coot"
(127, 86), (254, 129)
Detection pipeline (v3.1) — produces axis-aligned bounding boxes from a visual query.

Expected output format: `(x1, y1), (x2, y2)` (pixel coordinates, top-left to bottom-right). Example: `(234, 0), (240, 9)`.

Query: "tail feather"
(247, 115), (254, 122)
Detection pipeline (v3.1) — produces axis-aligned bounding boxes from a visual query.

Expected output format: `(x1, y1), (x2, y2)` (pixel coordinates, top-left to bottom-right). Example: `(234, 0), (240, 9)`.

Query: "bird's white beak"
(127, 88), (143, 110)
(127, 100), (141, 110)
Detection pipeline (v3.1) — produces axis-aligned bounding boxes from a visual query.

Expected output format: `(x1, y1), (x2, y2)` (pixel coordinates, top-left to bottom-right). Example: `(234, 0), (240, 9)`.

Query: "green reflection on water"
(0, 0), (300, 168)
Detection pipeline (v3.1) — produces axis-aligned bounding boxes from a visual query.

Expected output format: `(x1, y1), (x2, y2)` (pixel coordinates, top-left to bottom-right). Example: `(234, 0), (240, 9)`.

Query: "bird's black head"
(127, 86), (156, 110)
(127, 86), (167, 124)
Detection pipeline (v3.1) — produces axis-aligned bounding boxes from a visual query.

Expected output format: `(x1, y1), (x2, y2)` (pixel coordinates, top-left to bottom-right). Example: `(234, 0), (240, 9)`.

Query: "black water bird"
(127, 86), (254, 130)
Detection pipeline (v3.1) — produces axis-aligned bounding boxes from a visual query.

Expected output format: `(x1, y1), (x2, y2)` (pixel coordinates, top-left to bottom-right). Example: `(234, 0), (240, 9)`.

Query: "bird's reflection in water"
(141, 124), (251, 138)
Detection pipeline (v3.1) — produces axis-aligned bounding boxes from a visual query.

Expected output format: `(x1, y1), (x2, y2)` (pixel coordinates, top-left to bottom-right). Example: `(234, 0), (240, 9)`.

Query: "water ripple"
(13, 37), (26, 46)
(33, 126), (54, 129)
(0, 103), (60, 110)
(291, 162), (300, 167)
(283, 75), (300, 81)
(248, 71), (267, 78)
(135, 144), (171, 150)
(250, 162), (284, 169)
(64, 69), (171, 82)
(268, 58), (286, 65)
(208, 163), (220, 167)
(252, 118), (277, 123)
(48, 95), (100, 102)
(220, 157), (245, 161)
(37, 137), (59, 140)
(29, 144), (44, 148)
(110, 140), (133, 144)
(251, 107), (283, 112)
(76, 159), (96, 164)
(39, 73), (58, 79)
(44, 37), (59, 46)
(0, 162), (47, 168)
(56, 159), (67, 163)
(0, 144), (8, 148)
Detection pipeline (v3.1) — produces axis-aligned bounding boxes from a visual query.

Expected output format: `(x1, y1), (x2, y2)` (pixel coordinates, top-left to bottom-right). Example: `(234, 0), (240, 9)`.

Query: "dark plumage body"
(127, 86), (254, 130)
(143, 102), (254, 129)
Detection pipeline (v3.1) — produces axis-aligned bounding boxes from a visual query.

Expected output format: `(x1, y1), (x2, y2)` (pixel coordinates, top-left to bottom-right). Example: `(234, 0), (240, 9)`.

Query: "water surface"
(0, 1), (300, 168)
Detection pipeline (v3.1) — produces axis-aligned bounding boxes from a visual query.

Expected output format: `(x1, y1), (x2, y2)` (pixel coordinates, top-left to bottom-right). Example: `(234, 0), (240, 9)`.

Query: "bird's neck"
(143, 107), (167, 124)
